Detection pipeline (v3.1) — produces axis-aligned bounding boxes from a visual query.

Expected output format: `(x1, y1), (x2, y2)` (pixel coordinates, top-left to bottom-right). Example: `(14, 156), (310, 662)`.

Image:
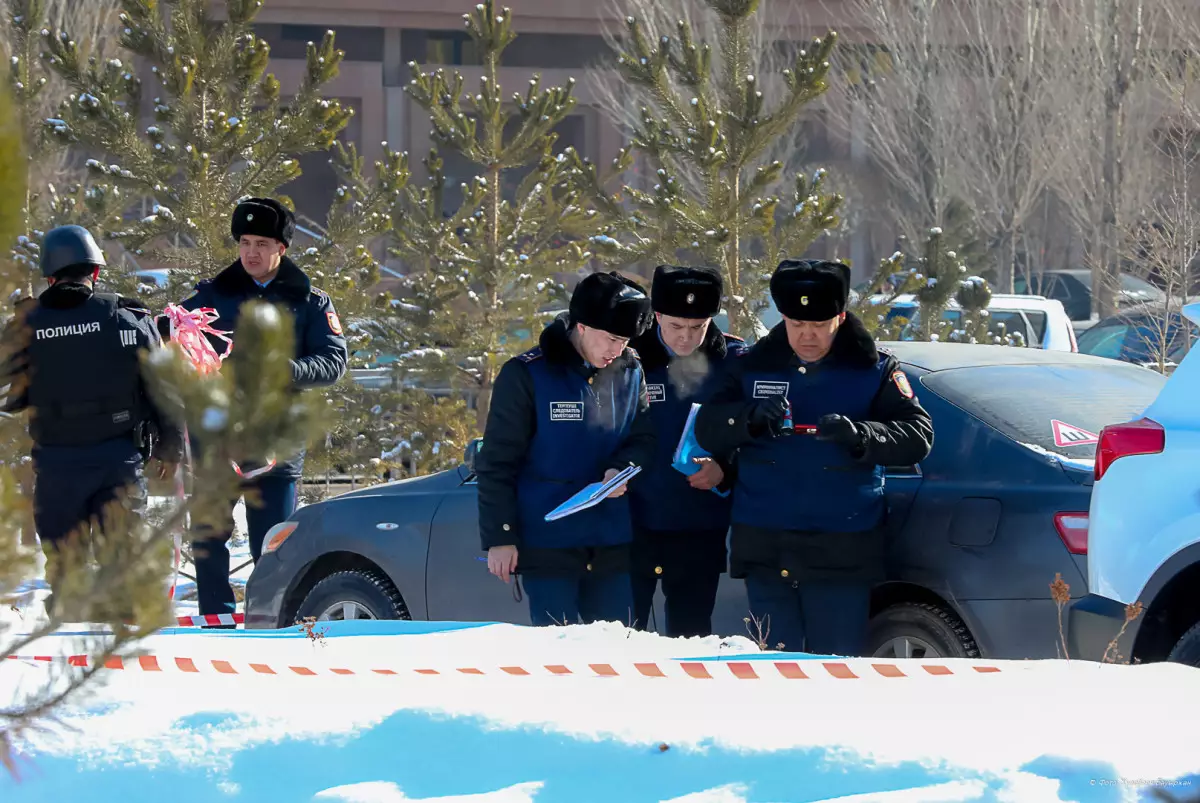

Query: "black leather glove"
(748, 396), (789, 438)
(817, 413), (864, 452)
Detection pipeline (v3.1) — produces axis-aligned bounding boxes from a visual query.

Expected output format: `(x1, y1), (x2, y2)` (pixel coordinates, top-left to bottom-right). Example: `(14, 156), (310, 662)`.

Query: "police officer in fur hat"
(1, 225), (185, 615)
(163, 197), (348, 621)
(694, 259), (934, 656)
(626, 265), (746, 637)
(477, 270), (656, 627)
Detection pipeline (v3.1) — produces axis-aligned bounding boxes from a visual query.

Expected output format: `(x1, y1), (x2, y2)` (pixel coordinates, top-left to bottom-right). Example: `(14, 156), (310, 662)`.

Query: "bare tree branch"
(822, 0), (967, 245)
(1049, 0), (1165, 319)
(941, 0), (1070, 292)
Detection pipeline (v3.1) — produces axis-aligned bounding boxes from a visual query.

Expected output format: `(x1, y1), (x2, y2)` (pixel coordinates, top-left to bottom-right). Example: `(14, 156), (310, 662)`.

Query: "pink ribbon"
(161, 304), (233, 375)
(159, 304), (274, 480)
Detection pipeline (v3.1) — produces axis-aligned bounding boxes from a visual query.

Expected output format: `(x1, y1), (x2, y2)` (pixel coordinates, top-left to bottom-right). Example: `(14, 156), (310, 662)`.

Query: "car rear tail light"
(1094, 417), (1165, 481)
(1054, 512), (1089, 555)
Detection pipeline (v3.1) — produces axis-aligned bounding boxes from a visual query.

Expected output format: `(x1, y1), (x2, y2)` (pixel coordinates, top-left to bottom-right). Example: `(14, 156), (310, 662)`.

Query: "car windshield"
(1076, 322), (1130, 358)
(920, 362), (1166, 460)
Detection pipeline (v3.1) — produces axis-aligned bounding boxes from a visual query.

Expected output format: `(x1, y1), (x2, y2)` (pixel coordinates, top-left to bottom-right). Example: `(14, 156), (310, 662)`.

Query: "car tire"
(867, 602), (980, 660)
(1167, 622), (1200, 667)
(294, 569), (410, 623)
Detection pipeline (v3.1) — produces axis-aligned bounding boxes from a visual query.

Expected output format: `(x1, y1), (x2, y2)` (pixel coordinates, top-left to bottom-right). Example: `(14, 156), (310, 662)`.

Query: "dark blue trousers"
(522, 572), (634, 627)
(744, 574), (872, 656)
(33, 439), (147, 615)
(193, 474), (297, 616)
(631, 569), (722, 637)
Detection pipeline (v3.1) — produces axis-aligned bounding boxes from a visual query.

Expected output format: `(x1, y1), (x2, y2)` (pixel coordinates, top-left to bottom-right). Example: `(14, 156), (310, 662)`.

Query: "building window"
(262, 24), (384, 62)
(281, 24), (328, 42)
(426, 32), (480, 66)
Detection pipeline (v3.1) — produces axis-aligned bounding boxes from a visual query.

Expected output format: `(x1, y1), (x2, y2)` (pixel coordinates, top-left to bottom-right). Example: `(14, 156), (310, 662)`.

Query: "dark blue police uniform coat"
(625, 321), (745, 636)
(167, 256), (348, 617)
(694, 313), (934, 654)
(476, 314), (656, 625)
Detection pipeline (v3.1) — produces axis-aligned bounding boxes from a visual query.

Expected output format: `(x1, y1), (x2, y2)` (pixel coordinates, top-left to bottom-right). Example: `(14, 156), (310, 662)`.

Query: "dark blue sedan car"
(244, 343), (1166, 660)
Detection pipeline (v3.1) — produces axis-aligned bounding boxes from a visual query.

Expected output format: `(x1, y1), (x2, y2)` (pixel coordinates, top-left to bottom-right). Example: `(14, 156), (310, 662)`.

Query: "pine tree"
(4, 0), (127, 292)
(382, 0), (619, 443)
(581, 0), (845, 338)
(873, 227), (1024, 347)
(39, 0), (353, 300)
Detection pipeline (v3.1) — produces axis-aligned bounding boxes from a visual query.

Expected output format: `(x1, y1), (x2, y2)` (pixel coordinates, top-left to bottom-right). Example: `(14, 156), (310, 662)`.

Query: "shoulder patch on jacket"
(891, 369), (914, 399)
(517, 347), (543, 363)
(326, 310), (343, 335)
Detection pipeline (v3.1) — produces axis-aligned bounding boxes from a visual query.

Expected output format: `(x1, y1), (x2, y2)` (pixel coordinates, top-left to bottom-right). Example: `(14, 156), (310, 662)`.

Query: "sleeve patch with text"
(892, 370), (914, 399)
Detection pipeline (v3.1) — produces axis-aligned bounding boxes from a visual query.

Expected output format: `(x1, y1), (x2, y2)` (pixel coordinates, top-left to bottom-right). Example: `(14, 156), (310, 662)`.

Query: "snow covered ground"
(2, 617), (1199, 803)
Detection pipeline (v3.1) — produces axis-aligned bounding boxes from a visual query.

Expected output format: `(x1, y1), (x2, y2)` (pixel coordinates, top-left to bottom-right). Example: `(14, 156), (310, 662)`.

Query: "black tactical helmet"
(40, 224), (106, 278)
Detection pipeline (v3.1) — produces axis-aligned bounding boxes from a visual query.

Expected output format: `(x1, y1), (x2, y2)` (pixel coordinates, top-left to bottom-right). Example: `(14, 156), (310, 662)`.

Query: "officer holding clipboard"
(694, 259), (933, 655)
(477, 271), (656, 626)
(626, 265), (746, 637)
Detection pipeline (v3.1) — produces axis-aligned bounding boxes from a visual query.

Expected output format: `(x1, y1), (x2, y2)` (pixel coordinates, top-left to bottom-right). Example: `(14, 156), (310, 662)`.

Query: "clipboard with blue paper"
(673, 403), (731, 498)
(544, 464), (643, 522)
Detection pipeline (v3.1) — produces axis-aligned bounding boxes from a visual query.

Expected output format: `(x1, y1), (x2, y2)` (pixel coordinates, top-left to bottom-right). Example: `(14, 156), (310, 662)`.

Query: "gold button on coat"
(586, 563), (593, 571)
(781, 569), (790, 578)
(654, 566), (663, 575)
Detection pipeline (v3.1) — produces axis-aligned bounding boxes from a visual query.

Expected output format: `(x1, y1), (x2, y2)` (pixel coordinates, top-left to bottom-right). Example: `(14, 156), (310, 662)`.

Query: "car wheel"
(1166, 622), (1200, 667)
(867, 602), (980, 660)
(294, 569), (410, 623)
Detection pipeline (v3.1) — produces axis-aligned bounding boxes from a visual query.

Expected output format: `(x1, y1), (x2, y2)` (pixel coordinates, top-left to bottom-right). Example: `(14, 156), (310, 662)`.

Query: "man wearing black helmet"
(695, 259), (934, 656)
(165, 197), (348, 620)
(477, 271), (656, 627)
(0, 224), (185, 613)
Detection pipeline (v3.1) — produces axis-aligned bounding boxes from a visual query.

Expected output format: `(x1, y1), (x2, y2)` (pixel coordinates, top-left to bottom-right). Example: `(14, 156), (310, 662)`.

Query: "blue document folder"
(544, 464), (643, 522)
(672, 403), (731, 498)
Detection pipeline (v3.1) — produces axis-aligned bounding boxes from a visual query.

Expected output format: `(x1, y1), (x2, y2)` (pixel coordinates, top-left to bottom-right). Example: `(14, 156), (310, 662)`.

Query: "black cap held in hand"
(231, 197), (296, 247)
(770, 259), (851, 321)
(650, 264), (723, 319)
(569, 271), (654, 340)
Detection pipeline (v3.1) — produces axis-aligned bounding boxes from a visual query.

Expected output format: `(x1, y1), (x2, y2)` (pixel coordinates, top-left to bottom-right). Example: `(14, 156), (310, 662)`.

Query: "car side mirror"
(464, 437), (482, 475)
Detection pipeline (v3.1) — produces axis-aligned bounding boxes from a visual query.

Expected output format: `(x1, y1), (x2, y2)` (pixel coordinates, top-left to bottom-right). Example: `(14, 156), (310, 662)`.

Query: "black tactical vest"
(25, 292), (143, 447)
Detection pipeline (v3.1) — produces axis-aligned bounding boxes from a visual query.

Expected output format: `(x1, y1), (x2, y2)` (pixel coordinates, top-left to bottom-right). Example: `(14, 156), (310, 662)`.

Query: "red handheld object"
(793, 424), (819, 435)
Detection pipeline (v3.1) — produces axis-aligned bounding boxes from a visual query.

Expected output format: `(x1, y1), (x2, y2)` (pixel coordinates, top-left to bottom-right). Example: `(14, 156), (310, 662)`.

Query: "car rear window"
(920, 363), (1167, 459)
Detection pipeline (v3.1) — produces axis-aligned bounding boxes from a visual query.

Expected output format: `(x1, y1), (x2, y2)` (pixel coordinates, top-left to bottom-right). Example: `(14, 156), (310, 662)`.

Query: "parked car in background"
(878, 293), (1077, 351)
(1015, 269), (1166, 327)
(244, 343), (1164, 661)
(1075, 303), (1197, 373)
(1071, 301), (1200, 668)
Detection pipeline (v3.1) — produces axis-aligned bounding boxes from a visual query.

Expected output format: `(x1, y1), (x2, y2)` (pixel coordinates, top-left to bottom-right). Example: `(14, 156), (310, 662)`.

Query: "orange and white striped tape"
(5, 654), (1003, 680)
(174, 613), (244, 628)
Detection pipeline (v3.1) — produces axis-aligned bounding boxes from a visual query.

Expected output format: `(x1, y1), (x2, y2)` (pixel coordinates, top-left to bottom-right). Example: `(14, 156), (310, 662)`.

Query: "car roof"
(881, 341), (1134, 372)
(1090, 302), (1194, 324)
(877, 293), (1062, 312)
